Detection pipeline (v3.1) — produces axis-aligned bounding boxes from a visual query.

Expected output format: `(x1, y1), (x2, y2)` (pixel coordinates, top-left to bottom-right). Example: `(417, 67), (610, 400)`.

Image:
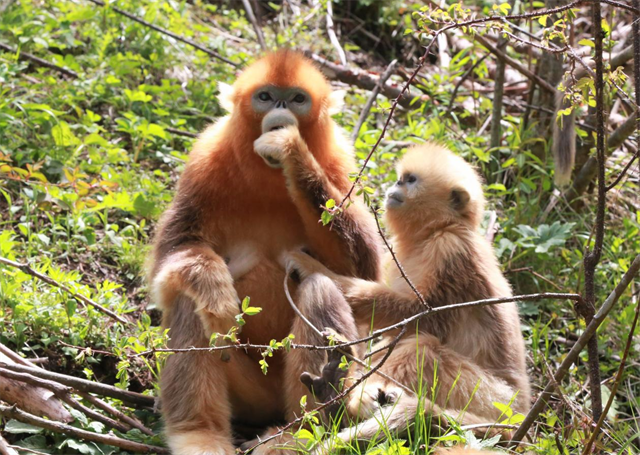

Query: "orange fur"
(149, 50), (381, 454)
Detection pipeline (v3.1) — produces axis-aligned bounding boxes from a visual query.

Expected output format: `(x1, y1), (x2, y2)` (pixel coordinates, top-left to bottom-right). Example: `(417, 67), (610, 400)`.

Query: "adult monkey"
(148, 50), (381, 455)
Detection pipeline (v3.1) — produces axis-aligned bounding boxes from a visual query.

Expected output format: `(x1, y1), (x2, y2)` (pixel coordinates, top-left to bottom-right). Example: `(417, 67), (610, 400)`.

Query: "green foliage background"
(0, 0), (639, 453)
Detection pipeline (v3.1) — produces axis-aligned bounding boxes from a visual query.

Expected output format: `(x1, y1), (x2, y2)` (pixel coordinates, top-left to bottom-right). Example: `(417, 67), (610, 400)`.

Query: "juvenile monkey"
(149, 50), (381, 455)
(286, 143), (531, 446)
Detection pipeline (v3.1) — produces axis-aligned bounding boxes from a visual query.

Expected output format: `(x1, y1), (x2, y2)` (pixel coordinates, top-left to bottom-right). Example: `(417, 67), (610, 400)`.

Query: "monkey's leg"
(382, 334), (519, 420)
(284, 273), (363, 421)
(151, 245), (240, 337)
(161, 295), (235, 455)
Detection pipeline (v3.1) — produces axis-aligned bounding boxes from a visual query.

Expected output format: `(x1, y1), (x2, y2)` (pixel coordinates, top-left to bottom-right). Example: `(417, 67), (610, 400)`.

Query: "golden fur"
(286, 143), (530, 451)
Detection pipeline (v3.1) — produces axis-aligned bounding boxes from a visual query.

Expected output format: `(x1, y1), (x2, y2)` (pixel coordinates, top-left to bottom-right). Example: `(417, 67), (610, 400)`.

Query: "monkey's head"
(385, 143), (485, 233)
(219, 50), (344, 145)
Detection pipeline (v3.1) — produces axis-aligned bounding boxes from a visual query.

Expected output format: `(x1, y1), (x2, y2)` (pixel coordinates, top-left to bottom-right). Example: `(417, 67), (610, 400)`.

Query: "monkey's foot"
(300, 329), (356, 425)
(167, 430), (235, 455)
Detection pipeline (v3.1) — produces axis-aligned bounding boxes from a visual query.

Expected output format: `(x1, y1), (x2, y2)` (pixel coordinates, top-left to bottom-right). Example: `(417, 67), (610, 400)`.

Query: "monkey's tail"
(325, 395), (508, 454)
(552, 90), (576, 186)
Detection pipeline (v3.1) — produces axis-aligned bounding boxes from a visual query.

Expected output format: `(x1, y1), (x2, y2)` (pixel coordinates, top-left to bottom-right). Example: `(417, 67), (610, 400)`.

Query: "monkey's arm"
(150, 203), (240, 337)
(255, 126), (381, 280)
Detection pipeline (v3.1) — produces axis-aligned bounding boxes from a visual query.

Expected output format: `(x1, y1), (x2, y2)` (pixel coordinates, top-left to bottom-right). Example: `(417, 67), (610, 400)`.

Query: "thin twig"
(351, 60), (398, 143)
(166, 126), (198, 138)
(84, 0), (238, 67)
(446, 53), (489, 116)
(0, 257), (130, 325)
(77, 392), (154, 436)
(133, 292), (581, 357)
(605, 150), (639, 191)
(371, 207), (428, 308)
(0, 403), (169, 454)
(0, 42), (79, 78)
(510, 253), (640, 445)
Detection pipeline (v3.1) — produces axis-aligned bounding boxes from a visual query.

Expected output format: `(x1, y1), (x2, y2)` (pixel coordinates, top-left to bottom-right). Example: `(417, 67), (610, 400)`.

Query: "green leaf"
(51, 121), (80, 147)
(241, 296), (250, 311)
(244, 306), (262, 316)
(325, 198), (335, 209)
(4, 420), (44, 434)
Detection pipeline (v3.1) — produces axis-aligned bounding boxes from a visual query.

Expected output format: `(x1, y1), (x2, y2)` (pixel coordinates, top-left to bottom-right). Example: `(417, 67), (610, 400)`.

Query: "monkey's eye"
(406, 175), (417, 184)
(258, 92), (272, 102)
(293, 93), (306, 103)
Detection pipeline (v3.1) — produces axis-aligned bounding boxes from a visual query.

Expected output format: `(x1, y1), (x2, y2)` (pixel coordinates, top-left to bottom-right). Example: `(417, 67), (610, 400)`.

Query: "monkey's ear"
(328, 90), (346, 115)
(218, 82), (235, 113)
(450, 188), (470, 211)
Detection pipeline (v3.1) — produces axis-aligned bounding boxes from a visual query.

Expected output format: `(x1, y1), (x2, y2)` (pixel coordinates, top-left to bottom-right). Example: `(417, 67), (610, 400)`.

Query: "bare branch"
(0, 42), (79, 78)
(0, 403), (169, 454)
(241, 0), (267, 51)
(84, 0), (239, 67)
(0, 362), (155, 409)
(351, 60), (398, 143)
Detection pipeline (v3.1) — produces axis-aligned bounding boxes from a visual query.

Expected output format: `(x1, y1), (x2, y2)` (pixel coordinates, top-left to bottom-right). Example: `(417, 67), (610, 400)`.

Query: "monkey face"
(385, 172), (419, 209)
(252, 85), (312, 135)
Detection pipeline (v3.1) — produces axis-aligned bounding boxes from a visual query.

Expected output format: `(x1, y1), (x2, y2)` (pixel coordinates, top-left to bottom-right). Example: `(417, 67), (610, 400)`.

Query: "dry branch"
(0, 367), (130, 433)
(0, 403), (169, 454)
(0, 257), (131, 325)
(0, 42), (79, 78)
(307, 53), (425, 109)
(0, 436), (18, 455)
(0, 362), (155, 409)
(351, 59), (398, 143)
(84, 0), (238, 67)
(510, 253), (640, 445)
(0, 352), (72, 424)
(241, 0), (266, 51)
(567, 111), (637, 199)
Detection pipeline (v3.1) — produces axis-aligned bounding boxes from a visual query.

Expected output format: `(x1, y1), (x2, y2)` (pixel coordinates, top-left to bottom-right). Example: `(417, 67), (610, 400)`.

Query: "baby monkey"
(286, 143), (530, 447)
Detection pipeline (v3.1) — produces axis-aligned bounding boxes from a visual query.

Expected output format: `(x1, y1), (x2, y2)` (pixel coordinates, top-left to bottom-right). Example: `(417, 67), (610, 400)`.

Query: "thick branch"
(0, 362), (155, 408)
(0, 403), (169, 454)
(307, 53), (425, 109)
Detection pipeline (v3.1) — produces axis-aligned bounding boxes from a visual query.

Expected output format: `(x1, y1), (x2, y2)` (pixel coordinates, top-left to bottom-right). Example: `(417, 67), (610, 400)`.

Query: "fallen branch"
(0, 352), (72, 423)
(0, 367), (130, 433)
(325, 0), (346, 66)
(0, 403), (170, 454)
(0, 42), (79, 78)
(0, 435), (18, 455)
(307, 53), (426, 109)
(85, 0), (239, 68)
(351, 59), (398, 143)
(0, 257), (131, 325)
(0, 362), (155, 409)
(78, 392), (154, 436)
(510, 253), (640, 445)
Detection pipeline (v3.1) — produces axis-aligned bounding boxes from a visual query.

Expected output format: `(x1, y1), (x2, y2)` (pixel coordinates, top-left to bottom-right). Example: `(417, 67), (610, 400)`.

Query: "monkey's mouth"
(386, 193), (405, 208)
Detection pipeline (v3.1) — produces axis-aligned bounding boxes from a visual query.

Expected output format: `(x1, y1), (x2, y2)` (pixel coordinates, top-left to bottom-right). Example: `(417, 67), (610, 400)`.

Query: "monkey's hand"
(253, 125), (301, 169)
(282, 250), (338, 282)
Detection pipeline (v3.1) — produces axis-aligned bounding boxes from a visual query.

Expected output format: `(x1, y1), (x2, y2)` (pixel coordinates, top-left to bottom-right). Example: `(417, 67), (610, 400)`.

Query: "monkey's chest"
(233, 259), (297, 350)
